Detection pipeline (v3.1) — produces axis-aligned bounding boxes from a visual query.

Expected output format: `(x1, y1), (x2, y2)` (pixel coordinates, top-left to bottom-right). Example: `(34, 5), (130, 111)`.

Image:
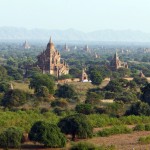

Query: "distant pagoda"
(36, 37), (69, 77)
(22, 40), (30, 49)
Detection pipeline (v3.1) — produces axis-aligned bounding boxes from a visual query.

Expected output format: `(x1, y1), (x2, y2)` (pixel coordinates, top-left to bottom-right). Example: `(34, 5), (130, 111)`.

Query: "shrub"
(70, 142), (98, 150)
(51, 99), (68, 108)
(126, 101), (150, 116)
(75, 104), (93, 114)
(1, 89), (27, 107)
(58, 114), (93, 140)
(133, 124), (145, 131)
(98, 125), (132, 137)
(70, 142), (116, 150)
(29, 121), (66, 148)
(56, 84), (77, 99)
(145, 124), (150, 131)
(0, 127), (23, 149)
(138, 136), (150, 144)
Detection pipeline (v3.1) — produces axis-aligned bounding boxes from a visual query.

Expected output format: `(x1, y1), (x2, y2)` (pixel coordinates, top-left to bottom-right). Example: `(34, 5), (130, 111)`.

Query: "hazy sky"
(0, 0), (150, 32)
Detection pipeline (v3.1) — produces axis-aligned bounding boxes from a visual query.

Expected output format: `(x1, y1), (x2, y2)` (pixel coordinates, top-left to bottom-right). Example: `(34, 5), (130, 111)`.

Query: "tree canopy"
(58, 114), (93, 140)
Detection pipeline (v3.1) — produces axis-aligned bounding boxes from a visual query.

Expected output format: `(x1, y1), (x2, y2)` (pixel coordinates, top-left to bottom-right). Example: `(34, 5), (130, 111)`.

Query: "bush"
(1, 89), (27, 107)
(138, 136), (150, 144)
(70, 142), (116, 150)
(126, 101), (150, 116)
(58, 114), (93, 140)
(56, 84), (77, 99)
(29, 121), (66, 148)
(145, 124), (150, 131)
(75, 104), (94, 114)
(98, 125), (132, 137)
(0, 127), (23, 149)
(70, 142), (98, 150)
(51, 99), (68, 108)
(133, 124), (145, 131)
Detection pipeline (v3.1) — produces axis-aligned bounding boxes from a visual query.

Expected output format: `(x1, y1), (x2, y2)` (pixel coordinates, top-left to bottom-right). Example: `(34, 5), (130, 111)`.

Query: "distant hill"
(0, 27), (150, 42)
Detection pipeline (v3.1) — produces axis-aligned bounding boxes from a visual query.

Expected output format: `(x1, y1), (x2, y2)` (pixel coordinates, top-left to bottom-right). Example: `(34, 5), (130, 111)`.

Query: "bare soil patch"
(85, 131), (150, 150)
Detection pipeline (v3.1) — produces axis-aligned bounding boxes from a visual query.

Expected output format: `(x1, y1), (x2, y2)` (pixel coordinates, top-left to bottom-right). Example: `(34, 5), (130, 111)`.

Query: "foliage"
(56, 84), (77, 99)
(138, 135), (150, 144)
(75, 103), (94, 115)
(141, 83), (150, 105)
(133, 77), (148, 87)
(105, 102), (125, 117)
(133, 124), (150, 131)
(70, 142), (98, 150)
(115, 91), (138, 103)
(1, 89), (27, 107)
(85, 89), (104, 105)
(0, 81), (10, 93)
(133, 124), (145, 131)
(51, 99), (68, 108)
(0, 66), (7, 81)
(0, 110), (59, 133)
(36, 86), (49, 97)
(126, 101), (150, 116)
(58, 114), (93, 140)
(29, 121), (66, 147)
(0, 127), (23, 149)
(70, 142), (116, 150)
(29, 73), (55, 94)
(98, 125), (132, 137)
(89, 70), (103, 86)
(104, 79), (124, 93)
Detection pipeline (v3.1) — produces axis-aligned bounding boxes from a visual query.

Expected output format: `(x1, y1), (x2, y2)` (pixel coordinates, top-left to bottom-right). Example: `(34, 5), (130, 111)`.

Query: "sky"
(0, 0), (150, 33)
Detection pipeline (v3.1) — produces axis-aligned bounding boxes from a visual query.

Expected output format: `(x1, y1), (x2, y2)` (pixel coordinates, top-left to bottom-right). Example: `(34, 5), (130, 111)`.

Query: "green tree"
(1, 89), (27, 107)
(75, 104), (93, 115)
(29, 73), (55, 94)
(56, 84), (77, 99)
(0, 82), (10, 93)
(29, 121), (66, 148)
(0, 127), (23, 149)
(36, 86), (49, 97)
(126, 101), (150, 116)
(141, 83), (150, 105)
(58, 114), (93, 141)
(90, 70), (103, 86)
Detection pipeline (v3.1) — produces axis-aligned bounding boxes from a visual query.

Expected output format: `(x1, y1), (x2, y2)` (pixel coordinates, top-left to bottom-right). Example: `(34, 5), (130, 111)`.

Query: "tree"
(29, 73), (55, 95)
(1, 89), (27, 107)
(58, 114), (93, 141)
(90, 70), (102, 86)
(75, 104), (93, 115)
(133, 77), (148, 87)
(0, 127), (23, 149)
(36, 86), (49, 97)
(56, 84), (77, 99)
(0, 82), (10, 93)
(29, 121), (66, 148)
(141, 83), (150, 105)
(126, 101), (150, 116)
(105, 79), (124, 93)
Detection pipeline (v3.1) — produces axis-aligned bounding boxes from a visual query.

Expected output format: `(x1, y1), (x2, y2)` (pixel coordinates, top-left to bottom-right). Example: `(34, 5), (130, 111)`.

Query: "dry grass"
(68, 80), (110, 102)
(84, 130), (150, 150)
(11, 81), (34, 94)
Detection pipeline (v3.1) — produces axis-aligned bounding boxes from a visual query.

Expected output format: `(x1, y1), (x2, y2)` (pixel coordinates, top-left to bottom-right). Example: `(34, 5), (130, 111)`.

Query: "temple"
(23, 40), (30, 49)
(110, 52), (128, 70)
(81, 68), (89, 82)
(36, 37), (69, 77)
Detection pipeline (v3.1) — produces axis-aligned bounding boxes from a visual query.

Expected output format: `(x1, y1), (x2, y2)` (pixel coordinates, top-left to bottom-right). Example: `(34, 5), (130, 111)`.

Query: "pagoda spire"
(49, 36), (52, 43)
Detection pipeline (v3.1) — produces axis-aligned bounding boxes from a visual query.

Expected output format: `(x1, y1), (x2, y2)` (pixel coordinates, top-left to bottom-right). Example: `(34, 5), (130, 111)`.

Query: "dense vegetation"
(0, 43), (150, 149)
